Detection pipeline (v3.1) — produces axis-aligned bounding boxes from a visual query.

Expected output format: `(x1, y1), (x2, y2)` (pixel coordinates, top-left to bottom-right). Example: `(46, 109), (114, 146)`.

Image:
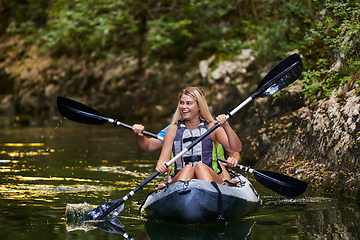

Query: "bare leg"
(194, 162), (223, 184)
(170, 164), (195, 184)
(218, 161), (231, 182)
(158, 168), (172, 189)
(166, 167), (172, 182)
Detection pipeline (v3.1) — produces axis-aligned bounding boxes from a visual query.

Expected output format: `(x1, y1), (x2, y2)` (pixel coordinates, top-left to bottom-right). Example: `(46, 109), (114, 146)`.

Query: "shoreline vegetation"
(1, 0), (359, 198)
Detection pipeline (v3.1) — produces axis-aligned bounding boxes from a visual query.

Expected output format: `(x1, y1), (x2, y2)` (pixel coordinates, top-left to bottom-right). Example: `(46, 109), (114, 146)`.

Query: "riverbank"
(0, 35), (262, 126)
(253, 84), (360, 199)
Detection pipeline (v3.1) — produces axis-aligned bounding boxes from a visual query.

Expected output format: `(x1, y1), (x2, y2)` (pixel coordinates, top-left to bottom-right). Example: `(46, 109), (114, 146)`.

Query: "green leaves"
(147, 19), (193, 51)
(3, 0), (359, 103)
(302, 0), (360, 100)
(40, 0), (133, 56)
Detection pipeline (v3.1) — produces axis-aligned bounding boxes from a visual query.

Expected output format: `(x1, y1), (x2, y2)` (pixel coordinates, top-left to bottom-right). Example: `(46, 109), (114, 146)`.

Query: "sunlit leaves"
(302, 0), (360, 99)
(4, 0), (359, 103)
(41, 0), (133, 56)
(147, 19), (192, 51)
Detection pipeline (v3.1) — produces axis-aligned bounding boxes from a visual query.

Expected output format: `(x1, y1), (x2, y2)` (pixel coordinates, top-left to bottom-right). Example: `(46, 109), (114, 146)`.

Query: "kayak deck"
(140, 176), (259, 224)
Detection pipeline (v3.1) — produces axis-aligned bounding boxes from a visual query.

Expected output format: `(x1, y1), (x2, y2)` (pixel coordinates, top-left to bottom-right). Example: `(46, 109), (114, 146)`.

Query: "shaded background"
(1, 0), (360, 211)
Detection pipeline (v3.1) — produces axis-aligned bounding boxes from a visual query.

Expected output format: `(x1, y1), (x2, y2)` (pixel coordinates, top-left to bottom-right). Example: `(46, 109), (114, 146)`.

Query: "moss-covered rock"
(255, 85), (360, 199)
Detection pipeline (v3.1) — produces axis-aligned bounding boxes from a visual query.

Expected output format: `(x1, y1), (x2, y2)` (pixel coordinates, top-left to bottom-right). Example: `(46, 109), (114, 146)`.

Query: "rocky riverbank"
(252, 83), (360, 199)
(0, 35), (262, 126)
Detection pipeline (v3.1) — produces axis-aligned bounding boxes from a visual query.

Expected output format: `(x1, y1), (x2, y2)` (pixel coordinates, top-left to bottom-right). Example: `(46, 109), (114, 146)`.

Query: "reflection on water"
(247, 194), (360, 240)
(0, 142), (54, 158)
(0, 123), (360, 239)
(65, 218), (135, 240)
(299, 201), (359, 239)
(145, 219), (255, 240)
(87, 165), (152, 178)
(0, 182), (113, 201)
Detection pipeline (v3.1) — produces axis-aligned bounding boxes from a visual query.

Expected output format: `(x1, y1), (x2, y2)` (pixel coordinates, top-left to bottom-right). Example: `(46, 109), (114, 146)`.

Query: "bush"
(303, 0), (360, 100)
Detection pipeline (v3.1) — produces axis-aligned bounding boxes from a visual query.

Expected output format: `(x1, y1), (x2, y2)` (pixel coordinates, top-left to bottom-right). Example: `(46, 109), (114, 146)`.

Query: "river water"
(0, 121), (359, 239)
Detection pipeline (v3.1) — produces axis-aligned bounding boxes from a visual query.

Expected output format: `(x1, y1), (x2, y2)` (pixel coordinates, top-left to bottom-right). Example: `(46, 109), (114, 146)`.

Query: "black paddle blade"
(81, 200), (124, 221)
(253, 170), (308, 198)
(91, 218), (124, 231)
(254, 53), (303, 98)
(89, 218), (135, 239)
(57, 96), (108, 125)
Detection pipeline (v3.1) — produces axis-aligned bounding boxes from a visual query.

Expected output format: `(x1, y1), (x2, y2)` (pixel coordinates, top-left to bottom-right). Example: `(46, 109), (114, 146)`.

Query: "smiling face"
(171, 87), (214, 125)
(179, 94), (200, 121)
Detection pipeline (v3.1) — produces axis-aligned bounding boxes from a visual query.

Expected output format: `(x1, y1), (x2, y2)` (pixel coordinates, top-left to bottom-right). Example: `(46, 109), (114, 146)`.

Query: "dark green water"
(0, 121), (359, 239)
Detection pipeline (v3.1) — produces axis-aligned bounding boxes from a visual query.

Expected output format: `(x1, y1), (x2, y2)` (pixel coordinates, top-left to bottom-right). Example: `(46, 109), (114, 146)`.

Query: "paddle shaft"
(217, 158), (294, 189)
(92, 171), (161, 220)
(107, 118), (162, 141)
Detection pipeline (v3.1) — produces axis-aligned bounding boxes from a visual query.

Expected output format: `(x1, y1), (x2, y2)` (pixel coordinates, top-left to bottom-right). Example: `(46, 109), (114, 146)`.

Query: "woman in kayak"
(131, 124), (241, 182)
(155, 86), (242, 184)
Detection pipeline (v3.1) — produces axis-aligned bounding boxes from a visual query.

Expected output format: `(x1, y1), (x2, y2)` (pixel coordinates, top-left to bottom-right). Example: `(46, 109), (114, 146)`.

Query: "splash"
(65, 202), (98, 221)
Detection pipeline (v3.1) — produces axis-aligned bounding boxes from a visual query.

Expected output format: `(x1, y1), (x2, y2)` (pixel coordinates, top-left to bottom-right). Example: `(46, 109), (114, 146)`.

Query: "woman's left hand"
(225, 156), (238, 168)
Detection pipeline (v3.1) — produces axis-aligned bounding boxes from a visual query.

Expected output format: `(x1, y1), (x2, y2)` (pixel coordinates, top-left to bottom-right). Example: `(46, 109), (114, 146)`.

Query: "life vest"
(170, 120), (224, 176)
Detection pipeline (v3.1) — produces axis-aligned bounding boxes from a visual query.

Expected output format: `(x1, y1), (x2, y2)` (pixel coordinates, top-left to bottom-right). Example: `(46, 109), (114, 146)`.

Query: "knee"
(182, 164), (195, 173)
(194, 162), (207, 172)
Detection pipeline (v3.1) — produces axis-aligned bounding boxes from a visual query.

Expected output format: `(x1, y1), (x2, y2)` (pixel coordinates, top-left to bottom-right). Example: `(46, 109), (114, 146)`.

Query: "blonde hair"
(171, 87), (214, 125)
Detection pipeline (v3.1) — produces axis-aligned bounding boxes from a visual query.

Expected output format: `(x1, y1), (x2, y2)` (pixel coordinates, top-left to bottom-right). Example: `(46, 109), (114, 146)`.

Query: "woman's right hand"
(132, 124), (145, 137)
(215, 114), (229, 128)
(156, 161), (168, 174)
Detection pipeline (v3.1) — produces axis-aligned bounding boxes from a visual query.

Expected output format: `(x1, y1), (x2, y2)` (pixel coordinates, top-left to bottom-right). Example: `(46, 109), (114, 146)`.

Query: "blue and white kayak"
(140, 175), (259, 224)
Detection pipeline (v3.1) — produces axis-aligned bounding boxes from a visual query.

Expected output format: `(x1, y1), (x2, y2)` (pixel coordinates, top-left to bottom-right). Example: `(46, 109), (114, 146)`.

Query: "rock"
(295, 168), (306, 174)
(199, 55), (215, 78)
(209, 49), (254, 82)
(0, 94), (14, 115)
(257, 84), (360, 199)
(45, 84), (59, 98)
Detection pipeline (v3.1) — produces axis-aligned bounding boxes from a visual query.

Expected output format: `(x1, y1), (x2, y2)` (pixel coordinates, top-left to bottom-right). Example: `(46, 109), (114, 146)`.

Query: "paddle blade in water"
(81, 199), (124, 221)
(57, 96), (108, 125)
(253, 170), (308, 198)
(64, 204), (128, 236)
(254, 53), (303, 98)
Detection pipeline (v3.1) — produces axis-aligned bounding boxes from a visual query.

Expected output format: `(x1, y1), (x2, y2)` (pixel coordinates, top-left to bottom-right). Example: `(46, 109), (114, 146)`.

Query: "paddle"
(80, 53), (303, 221)
(217, 158), (307, 198)
(57, 96), (162, 141)
(91, 219), (135, 240)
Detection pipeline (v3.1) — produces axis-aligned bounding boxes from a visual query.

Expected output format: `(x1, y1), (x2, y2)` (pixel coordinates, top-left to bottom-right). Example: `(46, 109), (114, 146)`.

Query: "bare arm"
(132, 124), (163, 152)
(224, 147), (241, 168)
(211, 114), (242, 153)
(155, 125), (177, 174)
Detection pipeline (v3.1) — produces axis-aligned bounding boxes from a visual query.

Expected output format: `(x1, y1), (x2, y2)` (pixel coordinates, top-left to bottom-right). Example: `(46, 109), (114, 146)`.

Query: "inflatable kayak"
(140, 175), (260, 224)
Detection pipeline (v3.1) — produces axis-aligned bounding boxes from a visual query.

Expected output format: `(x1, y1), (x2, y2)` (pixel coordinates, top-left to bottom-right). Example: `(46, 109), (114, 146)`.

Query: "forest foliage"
(1, 0), (359, 101)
